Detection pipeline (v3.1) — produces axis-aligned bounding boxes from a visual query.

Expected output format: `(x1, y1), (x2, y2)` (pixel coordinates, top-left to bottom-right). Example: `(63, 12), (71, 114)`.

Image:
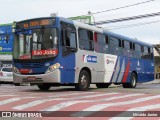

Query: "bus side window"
(78, 29), (93, 51)
(61, 23), (77, 56)
(109, 36), (120, 55)
(122, 40), (133, 57)
(95, 33), (109, 54)
(142, 46), (151, 60)
(134, 44), (142, 59)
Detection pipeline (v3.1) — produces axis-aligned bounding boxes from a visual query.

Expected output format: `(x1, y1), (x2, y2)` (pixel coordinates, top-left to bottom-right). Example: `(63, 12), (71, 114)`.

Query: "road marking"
(13, 93), (115, 110)
(51, 92), (118, 100)
(13, 92), (95, 110)
(47, 92), (96, 98)
(0, 98), (21, 106)
(41, 93), (142, 111)
(110, 104), (160, 120)
(0, 95), (17, 97)
(71, 95), (160, 117)
(97, 93), (143, 101)
(42, 101), (91, 111)
(13, 99), (52, 110)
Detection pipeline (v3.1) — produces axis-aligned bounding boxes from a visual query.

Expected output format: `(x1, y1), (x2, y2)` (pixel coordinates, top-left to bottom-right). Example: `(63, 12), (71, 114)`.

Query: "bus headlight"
(46, 63), (60, 73)
(13, 66), (21, 74)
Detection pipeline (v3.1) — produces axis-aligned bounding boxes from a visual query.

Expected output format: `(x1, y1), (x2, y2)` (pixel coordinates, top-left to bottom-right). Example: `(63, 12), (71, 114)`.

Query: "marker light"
(45, 63), (60, 73)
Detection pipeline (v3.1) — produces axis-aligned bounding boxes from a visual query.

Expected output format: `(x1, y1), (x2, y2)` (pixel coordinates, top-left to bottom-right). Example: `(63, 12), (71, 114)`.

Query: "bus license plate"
(27, 77), (36, 80)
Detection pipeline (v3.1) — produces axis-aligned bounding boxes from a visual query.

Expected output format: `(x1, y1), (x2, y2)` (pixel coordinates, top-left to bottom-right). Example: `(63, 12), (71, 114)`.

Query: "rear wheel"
(37, 84), (51, 91)
(75, 70), (90, 91)
(123, 73), (137, 88)
(14, 83), (20, 86)
(96, 83), (110, 88)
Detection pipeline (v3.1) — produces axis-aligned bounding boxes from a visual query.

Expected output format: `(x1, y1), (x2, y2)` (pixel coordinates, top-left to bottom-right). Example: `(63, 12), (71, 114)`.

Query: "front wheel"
(75, 70), (90, 91)
(123, 73), (137, 88)
(37, 84), (51, 91)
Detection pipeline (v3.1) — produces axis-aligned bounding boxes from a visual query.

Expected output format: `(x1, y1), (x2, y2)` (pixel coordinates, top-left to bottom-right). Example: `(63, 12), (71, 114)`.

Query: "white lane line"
(13, 93), (115, 110)
(71, 92), (118, 99)
(0, 98), (21, 106)
(97, 93), (143, 101)
(42, 93), (142, 111)
(51, 92), (118, 100)
(0, 95), (17, 97)
(41, 101), (91, 111)
(110, 104), (160, 120)
(71, 95), (160, 117)
(13, 92), (95, 110)
(13, 99), (53, 110)
(47, 92), (96, 98)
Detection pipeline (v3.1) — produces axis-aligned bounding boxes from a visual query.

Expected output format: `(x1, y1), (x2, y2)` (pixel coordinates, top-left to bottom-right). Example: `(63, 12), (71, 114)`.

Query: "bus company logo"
(83, 55), (97, 63)
(106, 59), (114, 64)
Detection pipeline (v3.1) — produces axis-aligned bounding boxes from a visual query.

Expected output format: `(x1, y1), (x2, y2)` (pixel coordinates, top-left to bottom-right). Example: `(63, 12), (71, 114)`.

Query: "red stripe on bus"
(122, 60), (130, 83)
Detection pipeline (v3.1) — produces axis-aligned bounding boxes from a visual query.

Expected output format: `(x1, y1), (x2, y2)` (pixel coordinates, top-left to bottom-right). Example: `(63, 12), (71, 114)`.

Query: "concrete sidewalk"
(143, 79), (160, 84)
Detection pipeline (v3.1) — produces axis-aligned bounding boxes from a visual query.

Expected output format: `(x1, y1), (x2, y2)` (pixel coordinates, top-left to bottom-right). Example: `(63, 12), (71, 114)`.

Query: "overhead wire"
(105, 20), (160, 30)
(91, 0), (156, 15)
(93, 12), (160, 25)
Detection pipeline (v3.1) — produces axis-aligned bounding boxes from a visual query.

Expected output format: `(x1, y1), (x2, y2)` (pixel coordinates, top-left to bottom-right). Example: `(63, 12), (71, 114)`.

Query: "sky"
(1, 0), (160, 44)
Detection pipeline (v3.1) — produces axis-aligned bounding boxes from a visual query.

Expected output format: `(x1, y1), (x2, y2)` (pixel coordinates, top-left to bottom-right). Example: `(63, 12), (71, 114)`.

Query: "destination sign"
(16, 19), (55, 29)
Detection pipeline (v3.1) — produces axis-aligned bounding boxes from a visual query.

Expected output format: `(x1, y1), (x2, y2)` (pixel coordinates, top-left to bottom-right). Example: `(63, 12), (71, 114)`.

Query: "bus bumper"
(13, 69), (61, 84)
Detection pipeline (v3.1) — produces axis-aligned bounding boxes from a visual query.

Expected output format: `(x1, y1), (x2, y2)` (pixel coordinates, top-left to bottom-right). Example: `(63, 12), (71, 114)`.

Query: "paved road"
(0, 83), (160, 119)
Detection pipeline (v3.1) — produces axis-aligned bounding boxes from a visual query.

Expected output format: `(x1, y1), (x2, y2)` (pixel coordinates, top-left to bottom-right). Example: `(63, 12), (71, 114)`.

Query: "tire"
(14, 83), (20, 86)
(37, 84), (51, 91)
(75, 70), (90, 91)
(122, 73), (137, 88)
(96, 83), (110, 88)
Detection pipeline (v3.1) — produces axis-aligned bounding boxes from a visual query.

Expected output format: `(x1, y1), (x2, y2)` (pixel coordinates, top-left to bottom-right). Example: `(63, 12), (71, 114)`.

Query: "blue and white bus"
(13, 17), (154, 91)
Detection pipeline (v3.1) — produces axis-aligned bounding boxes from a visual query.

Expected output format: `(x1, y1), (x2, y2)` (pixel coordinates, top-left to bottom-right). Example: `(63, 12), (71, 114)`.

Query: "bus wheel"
(75, 70), (90, 91)
(122, 73), (137, 88)
(37, 84), (51, 91)
(96, 83), (110, 88)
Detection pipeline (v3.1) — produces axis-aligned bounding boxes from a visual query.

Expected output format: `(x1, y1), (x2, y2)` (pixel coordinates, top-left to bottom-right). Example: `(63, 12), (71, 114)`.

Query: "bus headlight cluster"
(13, 66), (21, 74)
(46, 63), (60, 73)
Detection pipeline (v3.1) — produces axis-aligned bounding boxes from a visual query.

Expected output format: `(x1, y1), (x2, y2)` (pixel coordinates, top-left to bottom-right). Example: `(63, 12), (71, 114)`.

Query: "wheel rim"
(132, 76), (136, 87)
(80, 75), (88, 88)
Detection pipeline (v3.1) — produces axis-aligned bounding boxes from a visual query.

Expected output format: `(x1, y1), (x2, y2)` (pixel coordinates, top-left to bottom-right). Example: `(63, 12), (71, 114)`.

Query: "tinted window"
(97, 34), (106, 44)
(135, 44), (141, 51)
(61, 23), (77, 56)
(79, 29), (93, 50)
(133, 44), (142, 58)
(95, 33), (109, 54)
(109, 37), (120, 55)
(123, 41), (130, 49)
(142, 46), (152, 60)
(122, 40), (133, 57)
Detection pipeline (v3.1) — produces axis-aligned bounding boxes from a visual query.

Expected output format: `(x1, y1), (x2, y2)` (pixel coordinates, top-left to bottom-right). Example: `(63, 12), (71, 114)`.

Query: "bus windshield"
(13, 27), (58, 60)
